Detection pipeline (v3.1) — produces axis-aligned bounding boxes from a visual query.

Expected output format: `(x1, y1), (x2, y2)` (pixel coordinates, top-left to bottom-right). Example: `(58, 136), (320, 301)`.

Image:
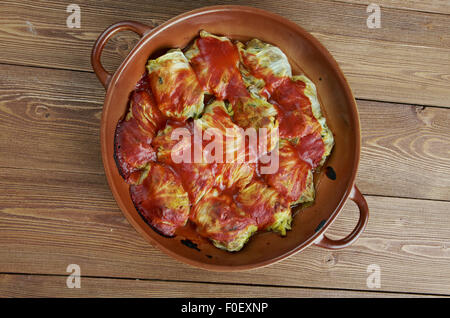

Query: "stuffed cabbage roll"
(185, 31), (250, 103)
(237, 38), (292, 95)
(198, 100), (256, 190)
(114, 90), (165, 184)
(263, 139), (314, 205)
(292, 75), (334, 166)
(235, 180), (292, 236)
(191, 189), (258, 252)
(147, 49), (204, 121)
(230, 92), (280, 154)
(152, 121), (218, 205)
(130, 163), (190, 237)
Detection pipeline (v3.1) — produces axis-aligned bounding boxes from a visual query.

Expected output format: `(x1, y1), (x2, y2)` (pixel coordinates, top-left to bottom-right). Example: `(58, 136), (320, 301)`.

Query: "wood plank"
(313, 32), (450, 107)
(0, 167), (449, 295)
(0, 274), (435, 297)
(0, 64), (448, 200)
(357, 100), (450, 200)
(0, 0), (449, 106)
(332, 0), (450, 15)
(0, 65), (104, 175)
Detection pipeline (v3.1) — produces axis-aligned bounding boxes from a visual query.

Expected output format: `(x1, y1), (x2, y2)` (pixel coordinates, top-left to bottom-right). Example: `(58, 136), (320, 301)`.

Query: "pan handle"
(91, 21), (153, 90)
(314, 185), (369, 249)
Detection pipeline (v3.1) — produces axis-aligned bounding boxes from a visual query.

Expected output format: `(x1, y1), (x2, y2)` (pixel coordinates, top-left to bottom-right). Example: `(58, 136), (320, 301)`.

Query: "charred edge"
(325, 166), (336, 180)
(181, 239), (201, 252)
(129, 187), (176, 239)
(205, 254), (213, 259)
(204, 94), (216, 106)
(315, 219), (327, 233)
(113, 122), (129, 181)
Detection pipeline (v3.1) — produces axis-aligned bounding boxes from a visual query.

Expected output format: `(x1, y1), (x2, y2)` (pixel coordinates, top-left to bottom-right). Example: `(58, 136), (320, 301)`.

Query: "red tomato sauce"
(135, 73), (152, 94)
(114, 118), (156, 182)
(190, 36), (250, 103)
(295, 132), (325, 168)
(130, 90), (167, 137)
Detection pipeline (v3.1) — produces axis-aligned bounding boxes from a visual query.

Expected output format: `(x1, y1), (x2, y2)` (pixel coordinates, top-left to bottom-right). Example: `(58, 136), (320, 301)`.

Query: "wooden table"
(0, 0), (449, 298)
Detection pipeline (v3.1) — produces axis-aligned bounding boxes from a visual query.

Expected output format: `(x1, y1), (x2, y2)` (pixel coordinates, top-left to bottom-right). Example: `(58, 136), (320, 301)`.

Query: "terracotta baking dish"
(91, 5), (369, 271)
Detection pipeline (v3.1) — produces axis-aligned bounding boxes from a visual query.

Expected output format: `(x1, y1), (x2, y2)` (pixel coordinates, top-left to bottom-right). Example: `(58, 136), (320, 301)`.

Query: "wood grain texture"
(0, 0), (449, 106)
(357, 101), (450, 200)
(0, 65), (104, 175)
(313, 32), (450, 107)
(0, 64), (448, 200)
(0, 0), (449, 298)
(0, 274), (436, 298)
(332, 0), (450, 15)
(0, 166), (449, 295)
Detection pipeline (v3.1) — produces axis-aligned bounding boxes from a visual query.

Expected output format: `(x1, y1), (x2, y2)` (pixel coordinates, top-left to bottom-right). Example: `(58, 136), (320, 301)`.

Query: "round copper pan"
(91, 5), (369, 271)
